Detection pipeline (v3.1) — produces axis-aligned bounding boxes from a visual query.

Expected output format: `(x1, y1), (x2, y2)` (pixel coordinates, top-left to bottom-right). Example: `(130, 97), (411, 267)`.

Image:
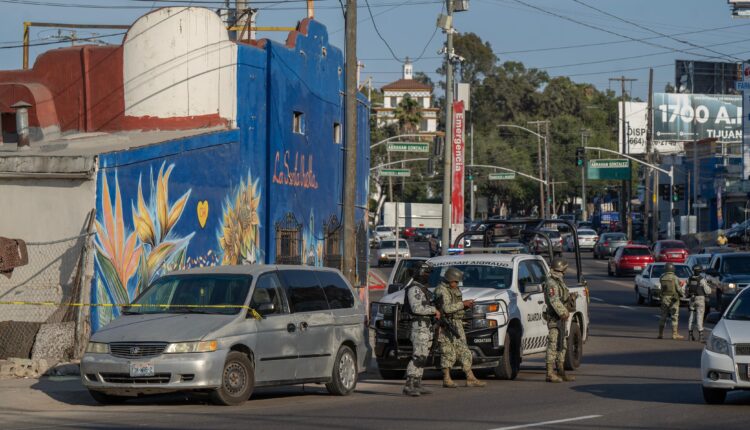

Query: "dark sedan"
(593, 233), (629, 259)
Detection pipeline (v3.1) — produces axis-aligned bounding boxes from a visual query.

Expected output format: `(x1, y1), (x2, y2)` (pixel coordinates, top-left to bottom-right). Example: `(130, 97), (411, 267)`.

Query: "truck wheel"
(564, 322), (582, 370)
(702, 387), (727, 404)
(495, 329), (521, 380)
(378, 368), (405, 380)
(326, 345), (357, 396)
(88, 390), (127, 405)
(211, 351), (254, 406)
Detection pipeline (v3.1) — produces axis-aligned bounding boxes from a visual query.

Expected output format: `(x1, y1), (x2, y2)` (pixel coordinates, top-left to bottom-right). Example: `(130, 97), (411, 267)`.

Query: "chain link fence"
(0, 230), (93, 361)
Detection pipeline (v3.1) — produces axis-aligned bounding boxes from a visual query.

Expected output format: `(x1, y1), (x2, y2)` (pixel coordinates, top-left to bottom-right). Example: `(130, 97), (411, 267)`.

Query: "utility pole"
(342, 0), (358, 283)
(610, 75), (637, 240)
(645, 68), (655, 242)
(528, 120), (549, 218)
(470, 123), (475, 221)
(581, 129), (589, 221)
(440, 0), (455, 255)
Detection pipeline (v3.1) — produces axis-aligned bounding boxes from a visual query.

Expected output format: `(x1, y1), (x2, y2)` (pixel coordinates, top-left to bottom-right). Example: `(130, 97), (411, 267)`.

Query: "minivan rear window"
(279, 270), (330, 312)
(316, 271), (355, 309)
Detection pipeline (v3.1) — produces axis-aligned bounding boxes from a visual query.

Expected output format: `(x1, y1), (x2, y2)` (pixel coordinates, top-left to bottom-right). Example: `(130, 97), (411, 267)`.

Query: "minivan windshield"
(125, 275), (252, 315)
(428, 264), (513, 290)
(725, 291), (750, 320)
(721, 256), (750, 274)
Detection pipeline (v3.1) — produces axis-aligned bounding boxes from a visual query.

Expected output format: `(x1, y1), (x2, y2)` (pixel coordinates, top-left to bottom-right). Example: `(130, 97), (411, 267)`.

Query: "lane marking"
(489, 414), (603, 430)
(590, 297), (604, 302)
(618, 305), (636, 311)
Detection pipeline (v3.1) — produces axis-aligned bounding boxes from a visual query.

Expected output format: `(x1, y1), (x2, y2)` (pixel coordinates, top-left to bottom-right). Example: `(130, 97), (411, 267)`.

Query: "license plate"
(129, 361), (154, 377)
(634, 266), (642, 271)
(670, 253), (680, 258)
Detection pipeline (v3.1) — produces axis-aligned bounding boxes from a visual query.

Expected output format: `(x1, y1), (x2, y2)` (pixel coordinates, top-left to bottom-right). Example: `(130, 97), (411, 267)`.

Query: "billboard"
(653, 93), (742, 142)
(451, 100), (465, 239)
(617, 101), (682, 154)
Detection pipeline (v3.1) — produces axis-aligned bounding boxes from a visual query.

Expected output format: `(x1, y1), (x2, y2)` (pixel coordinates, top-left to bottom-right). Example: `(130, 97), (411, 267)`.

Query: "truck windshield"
(125, 275), (252, 315)
(428, 264), (513, 290)
(721, 256), (750, 274)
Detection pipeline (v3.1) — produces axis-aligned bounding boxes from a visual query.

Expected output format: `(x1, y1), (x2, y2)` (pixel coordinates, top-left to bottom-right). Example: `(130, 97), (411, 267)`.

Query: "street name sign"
(489, 172), (516, 180)
(387, 142), (430, 152)
(379, 168), (411, 177)
(587, 159), (631, 180)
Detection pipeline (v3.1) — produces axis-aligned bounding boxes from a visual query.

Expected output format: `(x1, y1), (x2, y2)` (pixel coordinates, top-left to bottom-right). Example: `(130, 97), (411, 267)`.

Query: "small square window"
(333, 123), (341, 144)
(293, 111), (305, 134)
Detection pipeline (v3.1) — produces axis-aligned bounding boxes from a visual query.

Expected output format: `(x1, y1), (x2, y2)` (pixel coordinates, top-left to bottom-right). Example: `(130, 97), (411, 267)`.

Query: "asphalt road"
(2, 247), (749, 430)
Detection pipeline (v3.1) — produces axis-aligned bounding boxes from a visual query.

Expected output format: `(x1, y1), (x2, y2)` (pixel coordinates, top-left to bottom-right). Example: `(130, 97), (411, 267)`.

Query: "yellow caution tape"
(0, 301), (263, 320)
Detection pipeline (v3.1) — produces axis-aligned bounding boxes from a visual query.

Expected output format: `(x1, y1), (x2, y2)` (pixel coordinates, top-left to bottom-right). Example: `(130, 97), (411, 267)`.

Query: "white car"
(701, 286), (750, 404)
(374, 225), (394, 242)
(376, 239), (410, 267)
(564, 228), (598, 251)
(634, 263), (691, 306)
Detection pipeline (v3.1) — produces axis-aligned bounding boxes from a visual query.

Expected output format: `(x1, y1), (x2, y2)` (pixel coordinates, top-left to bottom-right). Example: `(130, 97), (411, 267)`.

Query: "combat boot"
(557, 366), (576, 382)
(414, 377), (432, 395)
(442, 368), (458, 388)
(402, 377), (420, 397)
(546, 363), (562, 383)
(465, 370), (486, 387)
(672, 330), (684, 340)
(688, 329), (695, 341)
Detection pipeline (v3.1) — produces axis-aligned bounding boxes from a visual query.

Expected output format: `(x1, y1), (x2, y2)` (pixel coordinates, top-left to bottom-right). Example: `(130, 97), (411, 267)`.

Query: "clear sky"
(0, 0), (747, 99)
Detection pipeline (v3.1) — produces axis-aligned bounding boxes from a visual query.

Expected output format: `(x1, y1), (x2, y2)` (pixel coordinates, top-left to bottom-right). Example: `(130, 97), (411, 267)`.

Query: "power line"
(363, 0), (404, 62)
(0, 32), (127, 50)
(570, 0), (741, 62)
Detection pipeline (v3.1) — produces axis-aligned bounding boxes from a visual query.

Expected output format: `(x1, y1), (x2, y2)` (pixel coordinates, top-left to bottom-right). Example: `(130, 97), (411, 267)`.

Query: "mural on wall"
(218, 171), (264, 265)
(301, 210), (323, 266)
(94, 163), (196, 329)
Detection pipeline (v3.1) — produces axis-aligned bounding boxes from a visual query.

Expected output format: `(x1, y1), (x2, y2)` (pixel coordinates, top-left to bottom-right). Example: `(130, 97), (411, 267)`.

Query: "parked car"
(377, 239), (410, 266)
(704, 252), (750, 311)
(564, 228), (598, 252)
(593, 233), (628, 259)
(374, 225), (394, 241)
(81, 265), (367, 405)
(700, 286), (750, 404)
(652, 240), (689, 263)
(634, 262), (691, 305)
(608, 245), (654, 277)
(529, 228), (563, 256)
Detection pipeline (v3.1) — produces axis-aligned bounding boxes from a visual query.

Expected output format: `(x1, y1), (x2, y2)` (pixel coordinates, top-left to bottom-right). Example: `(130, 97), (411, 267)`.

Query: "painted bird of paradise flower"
(131, 162), (194, 294)
(218, 172), (263, 264)
(94, 171), (142, 325)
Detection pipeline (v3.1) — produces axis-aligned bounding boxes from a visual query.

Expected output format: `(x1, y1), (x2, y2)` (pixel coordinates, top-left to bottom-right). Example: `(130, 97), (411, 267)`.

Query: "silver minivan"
(81, 265), (367, 405)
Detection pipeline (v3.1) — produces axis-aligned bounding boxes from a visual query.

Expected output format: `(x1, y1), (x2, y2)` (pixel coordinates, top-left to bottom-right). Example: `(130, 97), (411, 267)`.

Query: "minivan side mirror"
(387, 283), (404, 294)
(705, 311), (722, 325)
(255, 303), (276, 317)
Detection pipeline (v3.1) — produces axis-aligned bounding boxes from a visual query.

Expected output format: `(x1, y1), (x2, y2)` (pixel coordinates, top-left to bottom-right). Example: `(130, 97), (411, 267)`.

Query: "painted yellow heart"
(197, 201), (209, 228)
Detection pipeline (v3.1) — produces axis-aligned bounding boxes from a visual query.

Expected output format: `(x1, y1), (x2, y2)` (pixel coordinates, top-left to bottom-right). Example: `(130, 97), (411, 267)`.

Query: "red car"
(651, 240), (688, 263)
(400, 227), (417, 239)
(608, 245), (654, 277)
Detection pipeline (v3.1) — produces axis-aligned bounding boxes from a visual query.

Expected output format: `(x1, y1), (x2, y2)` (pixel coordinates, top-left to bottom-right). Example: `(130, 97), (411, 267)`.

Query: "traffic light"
(575, 147), (585, 167)
(672, 184), (685, 202)
(467, 169), (474, 181)
(660, 184), (670, 201)
(426, 158), (434, 176)
(432, 135), (443, 156)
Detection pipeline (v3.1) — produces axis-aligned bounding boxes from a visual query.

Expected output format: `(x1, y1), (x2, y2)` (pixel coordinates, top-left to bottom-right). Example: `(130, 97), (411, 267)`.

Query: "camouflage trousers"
(545, 321), (567, 369)
(438, 319), (472, 371)
(406, 320), (433, 378)
(659, 296), (680, 330)
(688, 296), (706, 334)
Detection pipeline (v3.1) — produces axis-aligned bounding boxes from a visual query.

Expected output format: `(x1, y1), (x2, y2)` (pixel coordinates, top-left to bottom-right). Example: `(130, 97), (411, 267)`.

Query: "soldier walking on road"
(658, 262), (686, 340)
(402, 263), (440, 397)
(543, 258), (576, 383)
(435, 267), (486, 388)
(686, 265), (711, 342)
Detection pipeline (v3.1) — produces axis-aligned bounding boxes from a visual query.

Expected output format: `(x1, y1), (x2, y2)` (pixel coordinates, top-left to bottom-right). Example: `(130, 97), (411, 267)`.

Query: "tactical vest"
(687, 276), (705, 297)
(402, 282), (432, 320)
(660, 274), (678, 298)
(544, 275), (570, 318)
(443, 286), (465, 319)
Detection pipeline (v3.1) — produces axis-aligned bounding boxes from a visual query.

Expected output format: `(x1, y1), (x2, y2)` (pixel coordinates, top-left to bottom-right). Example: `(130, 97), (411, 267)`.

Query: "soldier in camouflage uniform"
(543, 258), (576, 383)
(686, 264), (711, 342)
(658, 262), (686, 340)
(435, 267), (486, 388)
(402, 263), (440, 397)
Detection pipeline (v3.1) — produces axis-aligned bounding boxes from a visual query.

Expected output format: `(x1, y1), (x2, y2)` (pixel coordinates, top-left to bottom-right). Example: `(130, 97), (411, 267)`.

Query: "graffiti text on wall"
(272, 150), (319, 189)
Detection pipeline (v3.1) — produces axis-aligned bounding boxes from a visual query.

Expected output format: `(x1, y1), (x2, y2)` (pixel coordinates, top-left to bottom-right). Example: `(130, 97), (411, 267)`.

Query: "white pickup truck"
(370, 253), (590, 380)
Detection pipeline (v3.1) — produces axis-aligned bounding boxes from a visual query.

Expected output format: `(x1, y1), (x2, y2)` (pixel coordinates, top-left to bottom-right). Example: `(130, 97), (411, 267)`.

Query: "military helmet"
(550, 257), (569, 272)
(664, 262), (675, 273)
(692, 264), (703, 274)
(418, 261), (434, 278)
(443, 267), (464, 283)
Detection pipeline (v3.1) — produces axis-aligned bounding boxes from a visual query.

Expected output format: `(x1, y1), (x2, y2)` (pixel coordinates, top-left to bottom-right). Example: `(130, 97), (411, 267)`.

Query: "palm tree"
(394, 95), (422, 134)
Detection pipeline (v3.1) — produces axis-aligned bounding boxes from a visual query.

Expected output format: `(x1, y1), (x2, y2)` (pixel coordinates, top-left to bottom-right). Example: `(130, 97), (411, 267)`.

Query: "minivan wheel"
(326, 345), (357, 396)
(211, 351), (254, 406)
(88, 390), (127, 405)
(702, 387), (727, 404)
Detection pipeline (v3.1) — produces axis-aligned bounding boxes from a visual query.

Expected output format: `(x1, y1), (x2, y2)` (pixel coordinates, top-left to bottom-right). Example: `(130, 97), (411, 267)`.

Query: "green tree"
(394, 95), (422, 134)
